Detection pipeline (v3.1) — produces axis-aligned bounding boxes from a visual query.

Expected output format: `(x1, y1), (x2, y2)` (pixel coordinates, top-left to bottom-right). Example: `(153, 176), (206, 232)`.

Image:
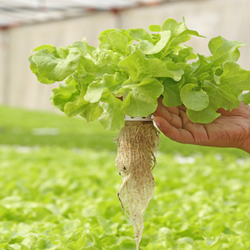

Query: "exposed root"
(115, 121), (160, 250)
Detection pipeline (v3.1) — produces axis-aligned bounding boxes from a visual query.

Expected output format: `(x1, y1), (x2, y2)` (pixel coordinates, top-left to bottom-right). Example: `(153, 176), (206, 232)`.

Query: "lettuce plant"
(29, 17), (250, 130)
(29, 17), (250, 249)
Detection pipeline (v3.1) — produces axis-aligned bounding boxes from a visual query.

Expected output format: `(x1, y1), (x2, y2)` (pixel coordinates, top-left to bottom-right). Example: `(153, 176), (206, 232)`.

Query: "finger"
(154, 107), (182, 129)
(178, 105), (187, 112)
(179, 109), (191, 127)
(183, 122), (210, 145)
(154, 101), (182, 128)
(217, 102), (248, 117)
(154, 116), (196, 144)
(157, 97), (180, 116)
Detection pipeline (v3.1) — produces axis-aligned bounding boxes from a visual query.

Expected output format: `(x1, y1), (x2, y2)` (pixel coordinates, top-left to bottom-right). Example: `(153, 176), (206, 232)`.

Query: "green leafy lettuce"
(29, 18), (250, 130)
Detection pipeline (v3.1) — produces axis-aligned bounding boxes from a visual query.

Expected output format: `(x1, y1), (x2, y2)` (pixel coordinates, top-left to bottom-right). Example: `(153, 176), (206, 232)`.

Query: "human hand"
(153, 98), (250, 154)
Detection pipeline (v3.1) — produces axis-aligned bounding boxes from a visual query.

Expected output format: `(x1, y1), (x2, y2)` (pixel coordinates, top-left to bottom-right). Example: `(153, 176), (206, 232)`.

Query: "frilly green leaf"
(50, 77), (80, 112)
(99, 90), (124, 131)
(180, 83), (209, 111)
(118, 48), (183, 82)
(32, 47), (81, 82)
(121, 78), (163, 117)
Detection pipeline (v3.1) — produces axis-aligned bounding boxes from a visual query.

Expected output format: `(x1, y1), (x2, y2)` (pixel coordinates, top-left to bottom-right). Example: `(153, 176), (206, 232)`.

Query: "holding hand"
(153, 98), (250, 154)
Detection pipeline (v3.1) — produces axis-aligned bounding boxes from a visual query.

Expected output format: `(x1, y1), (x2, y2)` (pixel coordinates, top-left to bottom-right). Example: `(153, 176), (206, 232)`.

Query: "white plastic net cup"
(124, 114), (153, 121)
(123, 94), (154, 122)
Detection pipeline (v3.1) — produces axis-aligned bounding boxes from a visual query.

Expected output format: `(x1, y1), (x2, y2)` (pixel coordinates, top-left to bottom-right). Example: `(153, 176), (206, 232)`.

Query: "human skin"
(153, 98), (250, 154)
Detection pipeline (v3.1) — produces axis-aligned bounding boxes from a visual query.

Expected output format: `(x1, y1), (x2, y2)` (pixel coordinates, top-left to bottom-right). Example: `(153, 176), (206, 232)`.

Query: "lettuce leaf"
(180, 83), (209, 111)
(29, 17), (250, 130)
(118, 48), (183, 82)
(121, 78), (164, 117)
(32, 47), (81, 82)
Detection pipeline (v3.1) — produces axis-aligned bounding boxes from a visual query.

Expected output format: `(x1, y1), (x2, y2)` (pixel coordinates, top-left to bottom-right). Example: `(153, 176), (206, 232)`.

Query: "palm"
(153, 99), (250, 152)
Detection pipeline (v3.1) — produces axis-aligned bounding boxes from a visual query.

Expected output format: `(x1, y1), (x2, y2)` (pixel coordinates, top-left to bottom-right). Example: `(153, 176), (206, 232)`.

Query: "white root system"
(115, 121), (160, 250)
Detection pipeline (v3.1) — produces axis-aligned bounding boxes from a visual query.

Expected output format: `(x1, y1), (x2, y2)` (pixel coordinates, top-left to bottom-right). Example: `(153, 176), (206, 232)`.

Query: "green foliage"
(29, 18), (250, 130)
(0, 106), (250, 249)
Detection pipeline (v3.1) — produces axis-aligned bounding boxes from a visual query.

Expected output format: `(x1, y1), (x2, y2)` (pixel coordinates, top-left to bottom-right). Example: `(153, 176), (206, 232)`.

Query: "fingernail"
(154, 119), (160, 128)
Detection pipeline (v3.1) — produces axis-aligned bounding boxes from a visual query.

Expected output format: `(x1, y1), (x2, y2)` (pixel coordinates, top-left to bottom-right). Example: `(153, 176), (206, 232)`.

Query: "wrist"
(240, 142), (250, 154)
(238, 105), (250, 154)
(239, 134), (250, 154)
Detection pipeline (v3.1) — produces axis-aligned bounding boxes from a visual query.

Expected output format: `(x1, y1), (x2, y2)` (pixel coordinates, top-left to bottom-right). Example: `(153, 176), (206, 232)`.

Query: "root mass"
(115, 121), (160, 250)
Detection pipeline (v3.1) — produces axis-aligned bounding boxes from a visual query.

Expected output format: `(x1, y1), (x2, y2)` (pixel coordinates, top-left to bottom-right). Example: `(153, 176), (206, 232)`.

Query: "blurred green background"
(0, 106), (250, 249)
